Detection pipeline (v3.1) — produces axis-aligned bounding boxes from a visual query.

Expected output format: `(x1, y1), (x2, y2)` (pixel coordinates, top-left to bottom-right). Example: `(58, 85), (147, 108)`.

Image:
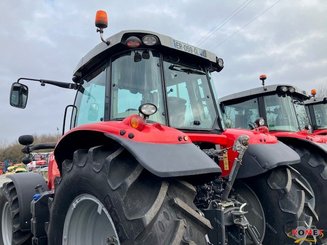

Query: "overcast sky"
(1, 0), (326, 145)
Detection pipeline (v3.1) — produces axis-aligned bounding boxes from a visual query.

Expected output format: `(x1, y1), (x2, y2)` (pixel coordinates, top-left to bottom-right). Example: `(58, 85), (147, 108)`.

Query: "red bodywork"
(313, 129), (327, 135)
(270, 129), (327, 144)
(46, 114), (280, 182)
(47, 152), (60, 190)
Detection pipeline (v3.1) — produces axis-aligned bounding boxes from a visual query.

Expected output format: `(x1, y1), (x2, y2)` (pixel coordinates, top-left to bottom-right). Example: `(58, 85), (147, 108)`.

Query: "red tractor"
(304, 90), (327, 135)
(219, 75), (327, 242)
(0, 11), (316, 245)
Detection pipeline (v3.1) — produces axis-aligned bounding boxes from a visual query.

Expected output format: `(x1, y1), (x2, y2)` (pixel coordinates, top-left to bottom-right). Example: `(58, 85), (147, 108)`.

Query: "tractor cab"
(220, 84), (308, 131)
(11, 28), (224, 135)
(304, 91), (327, 135)
(71, 38), (222, 131)
(219, 75), (327, 143)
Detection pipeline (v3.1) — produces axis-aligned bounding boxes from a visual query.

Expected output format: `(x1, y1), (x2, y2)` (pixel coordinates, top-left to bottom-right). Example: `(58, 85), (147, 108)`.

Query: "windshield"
(73, 50), (218, 130)
(163, 60), (217, 129)
(312, 103), (327, 129)
(264, 94), (299, 131)
(110, 50), (165, 124)
(222, 98), (260, 129)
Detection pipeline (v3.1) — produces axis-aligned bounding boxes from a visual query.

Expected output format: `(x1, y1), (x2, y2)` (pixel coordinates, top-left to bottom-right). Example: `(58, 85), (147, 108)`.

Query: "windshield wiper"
(169, 64), (206, 75)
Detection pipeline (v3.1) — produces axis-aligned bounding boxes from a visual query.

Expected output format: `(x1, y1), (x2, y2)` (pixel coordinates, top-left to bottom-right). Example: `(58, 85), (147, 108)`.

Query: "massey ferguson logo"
(287, 226), (324, 244)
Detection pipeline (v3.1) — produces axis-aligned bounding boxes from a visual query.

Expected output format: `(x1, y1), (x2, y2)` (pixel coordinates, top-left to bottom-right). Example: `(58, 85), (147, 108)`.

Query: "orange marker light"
(259, 74), (267, 80)
(311, 89), (317, 97)
(95, 10), (108, 29)
(130, 115), (145, 131)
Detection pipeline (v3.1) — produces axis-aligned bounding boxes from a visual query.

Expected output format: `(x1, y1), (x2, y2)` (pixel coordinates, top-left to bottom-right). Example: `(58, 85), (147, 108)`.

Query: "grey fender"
(278, 136), (327, 155)
(237, 141), (300, 179)
(106, 134), (221, 178)
(278, 137), (327, 179)
(54, 130), (221, 181)
(6, 173), (48, 231)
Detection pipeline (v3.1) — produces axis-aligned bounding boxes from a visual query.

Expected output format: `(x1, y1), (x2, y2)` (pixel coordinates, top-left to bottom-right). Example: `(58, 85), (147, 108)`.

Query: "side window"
(313, 104), (327, 128)
(75, 68), (106, 126)
(294, 102), (309, 130)
(164, 61), (217, 129)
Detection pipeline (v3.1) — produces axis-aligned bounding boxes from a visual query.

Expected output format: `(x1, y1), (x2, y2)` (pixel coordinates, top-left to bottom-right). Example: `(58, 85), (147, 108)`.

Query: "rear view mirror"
(10, 82), (29, 108)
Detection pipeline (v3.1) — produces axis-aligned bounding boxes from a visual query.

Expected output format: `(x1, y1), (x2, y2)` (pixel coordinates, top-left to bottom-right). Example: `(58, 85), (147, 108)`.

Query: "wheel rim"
(62, 194), (120, 245)
(233, 183), (265, 244)
(1, 201), (12, 245)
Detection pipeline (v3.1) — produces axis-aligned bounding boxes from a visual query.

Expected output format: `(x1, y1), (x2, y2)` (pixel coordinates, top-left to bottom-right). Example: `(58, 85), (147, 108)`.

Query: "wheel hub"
(1, 201), (12, 245)
(62, 194), (120, 245)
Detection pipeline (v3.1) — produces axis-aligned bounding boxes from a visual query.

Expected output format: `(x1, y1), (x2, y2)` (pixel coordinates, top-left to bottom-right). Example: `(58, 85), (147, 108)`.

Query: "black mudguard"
(54, 130), (221, 180)
(6, 173), (48, 231)
(106, 134), (221, 178)
(313, 142), (327, 153)
(237, 141), (300, 179)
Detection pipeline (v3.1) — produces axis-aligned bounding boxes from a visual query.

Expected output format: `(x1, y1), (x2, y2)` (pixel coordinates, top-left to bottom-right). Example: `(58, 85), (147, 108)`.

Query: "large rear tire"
(288, 144), (327, 230)
(247, 166), (317, 245)
(47, 145), (211, 245)
(0, 181), (31, 245)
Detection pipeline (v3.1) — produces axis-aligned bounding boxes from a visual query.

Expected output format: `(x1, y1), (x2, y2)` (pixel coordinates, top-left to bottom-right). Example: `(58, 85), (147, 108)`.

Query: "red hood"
(271, 130), (327, 143)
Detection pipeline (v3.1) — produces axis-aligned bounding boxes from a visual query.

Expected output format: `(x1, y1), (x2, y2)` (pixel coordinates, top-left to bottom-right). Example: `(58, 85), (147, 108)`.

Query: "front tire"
(48, 145), (212, 245)
(0, 181), (31, 245)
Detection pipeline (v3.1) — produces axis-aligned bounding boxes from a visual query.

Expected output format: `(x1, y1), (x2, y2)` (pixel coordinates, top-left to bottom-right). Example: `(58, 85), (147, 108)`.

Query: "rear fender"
(237, 141), (300, 178)
(278, 136), (327, 157)
(221, 129), (299, 178)
(6, 173), (48, 231)
(54, 130), (221, 181)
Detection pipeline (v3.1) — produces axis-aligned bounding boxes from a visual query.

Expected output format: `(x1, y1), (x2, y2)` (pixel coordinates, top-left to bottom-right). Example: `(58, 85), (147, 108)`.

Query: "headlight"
(139, 103), (157, 117)
(255, 117), (265, 127)
(279, 86), (288, 92)
(142, 35), (158, 46)
(288, 87), (295, 93)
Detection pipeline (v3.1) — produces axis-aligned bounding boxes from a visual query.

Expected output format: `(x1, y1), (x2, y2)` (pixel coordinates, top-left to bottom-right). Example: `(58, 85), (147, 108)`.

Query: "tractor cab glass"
(110, 50), (165, 124)
(221, 98), (260, 129)
(10, 82), (29, 109)
(73, 49), (218, 130)
(293, 100), (310, 130)
(311, 103), (327, 129)
(74, 66), (106, 125)
(163, 59), (216, 129)
(264, 94), (299, 131)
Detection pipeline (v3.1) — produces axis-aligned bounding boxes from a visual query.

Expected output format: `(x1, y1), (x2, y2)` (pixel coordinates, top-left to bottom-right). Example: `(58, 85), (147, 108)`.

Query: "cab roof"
(73, 30), (221, 79)
(304, 96), (327, 105)
(220, 84), (309, 104)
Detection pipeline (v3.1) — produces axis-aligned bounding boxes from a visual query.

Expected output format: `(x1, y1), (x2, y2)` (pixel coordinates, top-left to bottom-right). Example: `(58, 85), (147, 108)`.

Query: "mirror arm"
(17, 77), (78, 90)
